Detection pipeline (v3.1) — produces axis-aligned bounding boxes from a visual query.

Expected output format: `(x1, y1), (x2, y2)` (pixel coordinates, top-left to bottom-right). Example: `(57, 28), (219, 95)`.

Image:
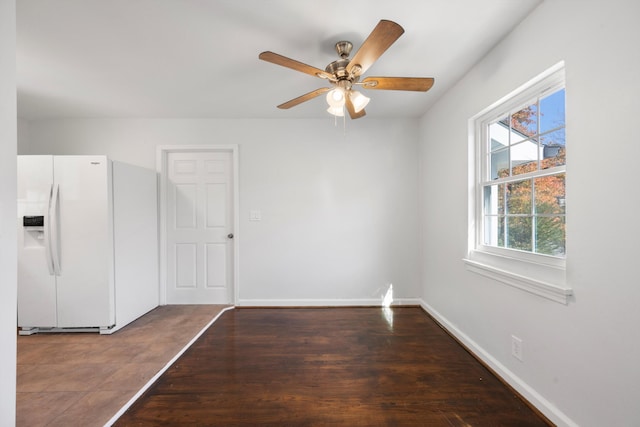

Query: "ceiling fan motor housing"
(326, 41), (362, 86)
(325, 58), (351, 80)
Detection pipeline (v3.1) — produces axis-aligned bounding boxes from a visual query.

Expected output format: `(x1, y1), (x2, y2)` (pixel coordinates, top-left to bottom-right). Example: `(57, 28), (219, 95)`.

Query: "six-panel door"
(166, 151), (233, 304)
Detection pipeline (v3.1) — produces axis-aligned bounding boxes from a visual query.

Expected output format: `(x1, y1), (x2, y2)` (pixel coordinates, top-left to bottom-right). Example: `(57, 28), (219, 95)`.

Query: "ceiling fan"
(259, 19), (434, 119)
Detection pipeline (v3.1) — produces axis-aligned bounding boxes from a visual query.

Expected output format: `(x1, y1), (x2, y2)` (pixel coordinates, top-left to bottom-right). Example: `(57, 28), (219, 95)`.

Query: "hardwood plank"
(17, 304), (229, 426)
(115, 307), (550, 426)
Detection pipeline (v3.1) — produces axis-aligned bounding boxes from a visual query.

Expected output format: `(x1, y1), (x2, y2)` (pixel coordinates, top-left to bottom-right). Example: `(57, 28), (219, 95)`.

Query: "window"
(466, 63), (571, 304)
(483, 85), (566, 257)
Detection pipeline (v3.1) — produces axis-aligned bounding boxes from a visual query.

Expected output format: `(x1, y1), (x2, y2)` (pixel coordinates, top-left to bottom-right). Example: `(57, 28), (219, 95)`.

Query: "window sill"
(463, 251), (572, 304)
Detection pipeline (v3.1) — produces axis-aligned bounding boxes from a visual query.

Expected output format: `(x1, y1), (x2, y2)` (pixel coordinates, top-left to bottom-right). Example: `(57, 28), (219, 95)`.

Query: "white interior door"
(166, 151), (234, 304)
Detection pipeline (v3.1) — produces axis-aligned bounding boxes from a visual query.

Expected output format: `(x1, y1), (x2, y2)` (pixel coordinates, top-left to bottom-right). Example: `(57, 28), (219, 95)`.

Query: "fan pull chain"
(343, 109), (346, 136)
(330, 105), (346, 136)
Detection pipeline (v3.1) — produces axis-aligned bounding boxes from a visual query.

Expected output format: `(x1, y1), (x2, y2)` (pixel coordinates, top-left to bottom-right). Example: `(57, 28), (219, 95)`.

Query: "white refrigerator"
(17, 155), (159, 334)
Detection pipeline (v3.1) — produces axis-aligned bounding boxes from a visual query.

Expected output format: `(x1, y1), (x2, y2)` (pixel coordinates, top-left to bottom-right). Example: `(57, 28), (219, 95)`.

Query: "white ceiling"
(16, 0), (541, 120)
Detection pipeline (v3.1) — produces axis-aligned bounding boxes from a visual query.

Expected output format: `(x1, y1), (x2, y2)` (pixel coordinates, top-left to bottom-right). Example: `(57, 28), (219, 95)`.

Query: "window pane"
(540, 128), (565, 147)
(536, 216), (566, 256)
(510, 103), (538, 143)
(507, 179), (532, 214)
(507, 216), (532, 251)
(490, 149), (509, 179)
(541, 129), (566, 168)
(510, 140), (539, 176)
(483, 184), (505, 215)
(540, 89), (565, 134)
(484, 215), (504, 247)
(489, 119), (509, 150)
(535, 174), (565, 214)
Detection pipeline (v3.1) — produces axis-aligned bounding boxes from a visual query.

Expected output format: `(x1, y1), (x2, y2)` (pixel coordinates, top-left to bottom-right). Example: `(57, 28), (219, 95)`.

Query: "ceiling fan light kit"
(349, 90), (370, 113)
(326, 105), (345, 117)
(326, 87), (345, 108)
(259, 19), (434, 120)
(324, 85), (369, 117)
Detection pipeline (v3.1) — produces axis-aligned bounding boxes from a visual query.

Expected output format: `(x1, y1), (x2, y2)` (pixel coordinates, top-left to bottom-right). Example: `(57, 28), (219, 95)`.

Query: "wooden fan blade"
(345, 95), (366, 119)
(277, 87), (331, 109)
(361, 77), (435, 92)
(259, 51), (333, 80)
(346, 20), (404, 76)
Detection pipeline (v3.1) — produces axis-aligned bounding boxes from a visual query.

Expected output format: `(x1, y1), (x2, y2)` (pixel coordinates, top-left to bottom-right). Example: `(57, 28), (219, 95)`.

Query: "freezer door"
(17, 155), (57, 327)
(54, 156), (115, 328)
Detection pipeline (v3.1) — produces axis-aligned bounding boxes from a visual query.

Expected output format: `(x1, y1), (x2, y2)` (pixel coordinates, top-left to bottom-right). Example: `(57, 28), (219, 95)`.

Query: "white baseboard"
(235, 298), (423, 307)
(418, 299), (577, 427)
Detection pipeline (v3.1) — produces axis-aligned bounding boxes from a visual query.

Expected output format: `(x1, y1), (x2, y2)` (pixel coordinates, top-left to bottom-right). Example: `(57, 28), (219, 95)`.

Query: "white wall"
(22, 118), (421, 306)
(0, 0), (17, 424)
(418, 1), (640, 426)
(17, 117), (30, 151)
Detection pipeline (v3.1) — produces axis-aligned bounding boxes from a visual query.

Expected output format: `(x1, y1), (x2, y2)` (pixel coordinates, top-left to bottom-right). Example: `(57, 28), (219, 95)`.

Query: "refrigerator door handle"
(50, 183), (62, 276)
(44, 184), (55, 275)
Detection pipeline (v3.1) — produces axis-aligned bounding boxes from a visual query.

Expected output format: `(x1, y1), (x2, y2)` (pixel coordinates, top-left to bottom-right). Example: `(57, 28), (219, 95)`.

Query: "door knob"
(227, 233), (234, 239)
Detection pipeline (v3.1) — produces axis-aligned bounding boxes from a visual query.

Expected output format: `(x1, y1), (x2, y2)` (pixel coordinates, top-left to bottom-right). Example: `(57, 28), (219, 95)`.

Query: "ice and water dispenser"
(23, 215), (44, 227)
(22, 215), (45, 245)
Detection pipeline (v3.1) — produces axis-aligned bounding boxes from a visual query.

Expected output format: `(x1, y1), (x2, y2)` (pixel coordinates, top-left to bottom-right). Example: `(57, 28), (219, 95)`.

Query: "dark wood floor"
(114, 307), (550, 426)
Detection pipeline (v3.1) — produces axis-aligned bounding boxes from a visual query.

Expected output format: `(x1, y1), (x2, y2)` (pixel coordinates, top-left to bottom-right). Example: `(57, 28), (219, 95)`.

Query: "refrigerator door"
(17, 155), (57, 327)
(54, 156), (115, 328)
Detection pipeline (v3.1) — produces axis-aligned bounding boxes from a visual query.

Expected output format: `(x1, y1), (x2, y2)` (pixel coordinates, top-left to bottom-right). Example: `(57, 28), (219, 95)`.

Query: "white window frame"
(465, 62), (572, 304)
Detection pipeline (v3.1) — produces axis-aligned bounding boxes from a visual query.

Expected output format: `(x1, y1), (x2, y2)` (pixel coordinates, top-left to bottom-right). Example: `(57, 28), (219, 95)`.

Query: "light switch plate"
(250, 210), (261, 221)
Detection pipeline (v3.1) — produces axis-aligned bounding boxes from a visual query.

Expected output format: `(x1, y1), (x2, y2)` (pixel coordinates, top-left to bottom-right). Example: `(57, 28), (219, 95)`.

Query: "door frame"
(156, 145), (239, 306)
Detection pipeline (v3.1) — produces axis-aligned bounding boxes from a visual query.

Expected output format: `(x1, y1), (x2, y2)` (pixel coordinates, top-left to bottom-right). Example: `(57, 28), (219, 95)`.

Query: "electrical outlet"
(511, 335), (523, 362)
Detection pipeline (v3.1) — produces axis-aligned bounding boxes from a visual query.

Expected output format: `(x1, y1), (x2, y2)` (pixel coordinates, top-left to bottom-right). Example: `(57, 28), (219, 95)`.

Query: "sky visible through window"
(540, 89), (565, 148)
